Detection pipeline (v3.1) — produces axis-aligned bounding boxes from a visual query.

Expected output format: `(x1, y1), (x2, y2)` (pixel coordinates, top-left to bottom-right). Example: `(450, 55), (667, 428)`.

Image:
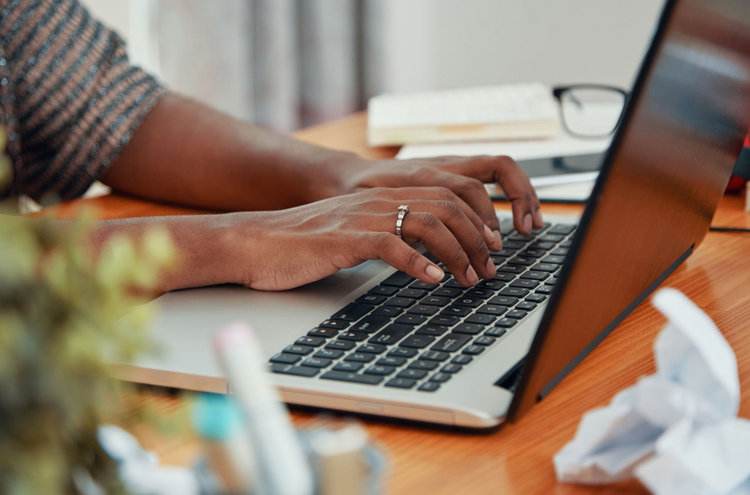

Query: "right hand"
(226, 186), (506, 291)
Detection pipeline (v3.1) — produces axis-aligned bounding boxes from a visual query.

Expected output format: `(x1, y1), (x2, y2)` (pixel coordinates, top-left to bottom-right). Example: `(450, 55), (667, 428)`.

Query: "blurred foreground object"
(0, 128), (176, 494)
(554, 288), (750, 495)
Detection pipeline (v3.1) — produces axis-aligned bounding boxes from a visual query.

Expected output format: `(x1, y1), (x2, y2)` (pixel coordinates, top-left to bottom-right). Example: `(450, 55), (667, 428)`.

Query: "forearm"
(100, 94), (367, 211)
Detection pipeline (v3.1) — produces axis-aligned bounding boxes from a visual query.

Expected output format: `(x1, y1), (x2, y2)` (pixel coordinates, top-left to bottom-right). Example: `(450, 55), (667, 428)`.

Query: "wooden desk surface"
(54, 111), (750, 495)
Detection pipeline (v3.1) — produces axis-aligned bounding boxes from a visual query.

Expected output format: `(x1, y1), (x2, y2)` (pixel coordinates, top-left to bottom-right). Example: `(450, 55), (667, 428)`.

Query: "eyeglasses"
(553, 84), (629, 139)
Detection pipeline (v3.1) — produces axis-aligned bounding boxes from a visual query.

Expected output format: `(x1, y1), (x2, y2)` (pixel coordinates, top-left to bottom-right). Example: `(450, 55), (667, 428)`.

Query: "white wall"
(381, 0), (666, 93)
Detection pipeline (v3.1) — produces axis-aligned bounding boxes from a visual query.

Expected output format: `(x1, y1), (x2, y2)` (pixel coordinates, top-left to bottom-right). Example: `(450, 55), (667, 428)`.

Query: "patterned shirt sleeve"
(0, 0), (167, 203)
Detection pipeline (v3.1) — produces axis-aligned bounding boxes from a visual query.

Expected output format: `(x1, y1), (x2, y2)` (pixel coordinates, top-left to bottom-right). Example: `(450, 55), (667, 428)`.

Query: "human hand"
(227, 187), (504, 291)
(338, 155), (544, 238)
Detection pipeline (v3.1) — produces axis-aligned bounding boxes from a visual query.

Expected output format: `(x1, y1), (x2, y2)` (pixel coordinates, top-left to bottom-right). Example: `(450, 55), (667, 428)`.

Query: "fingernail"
(524, 213), (533, 234)
(493, 230), (503, 249)
(483, 224), (493, 239)
(466, 266), (479, 285)
(425, 264), (444, 282)
(485, 257), (496, 277)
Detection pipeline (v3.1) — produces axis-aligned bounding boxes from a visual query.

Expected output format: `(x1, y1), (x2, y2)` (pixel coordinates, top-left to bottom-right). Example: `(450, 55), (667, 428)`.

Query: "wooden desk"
(53, 112), (750, 495)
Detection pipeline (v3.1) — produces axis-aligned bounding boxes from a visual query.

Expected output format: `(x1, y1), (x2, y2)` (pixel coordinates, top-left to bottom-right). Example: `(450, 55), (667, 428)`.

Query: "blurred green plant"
(0, 127), (176, 495)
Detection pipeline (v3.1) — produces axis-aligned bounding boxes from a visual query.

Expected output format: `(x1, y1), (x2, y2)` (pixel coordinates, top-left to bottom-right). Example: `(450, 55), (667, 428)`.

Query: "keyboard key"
(333, 303), (374, 321)
(270, 353), (301, 364)
(516, 301), (537, 311)
(283, 345), (314, 355)
(295, 336), (325, 347)
(430, 372), (452, 383)
(373, 306), (403, 317)
(526, 293), (547, 303)
(399, 335), (436, 349)
(364, 365), (396, 376)
(418, 382), (441, 392)
(419, 295), (451, 307)
(508, 257), (535, 266)
(397, 369), (428, 380)
(484, 327), (507, 338)
(498, 264), (526, 274)
(499, 287), (529, 298)
(333, 362), (364, 372)
(381, 271), (414, 288)
(350, 315), (390, 334)
(397, 289), (428, 299)
(521, 271), (549, 281)
(369, 285), (399, 296)
(308, 327), (338, 338)
(536, 285), (554, 294)
(429, 315), (461, 326)
(462, 345), (485, 355)
(431, 333), (472, 353)
(531, 263), (559, 273)
(529, 241), (556, 250)
(369, 324), (412, 345)
(384, 297), (415, 308)
(344, 353), (376, 363)
(538, 234), (564, 242)
(551, 248), (569, 256)
(487, 295), (518, 306)
(510, 279), (539, 289)
(395, 314), (427, 326)
(519, 249), (546, 258)
(314, 349), (344, 359)
(415, 324), (450, 337)
(325, 340), (356, 351)
(301, 358), (333, 368)
(453, 297), (483, 308)
(452, 355), (473, 365)
(532, 223), (551, 234)
(465, 313), (496, 325)
(541, 255), (565, 264)
(432, 287), (463, 298)
(388, 348), (418, 358)
(508, 233), (534, 242)
(441, 364), (463, 374)
(406, 305), (439, 315)
(476, 304), (508, 316)
(377, 357), (407, 367)
(545, 277), (559, 286)
(357, 343), (387, 354)
(410, 281), (439, 290)
(355, 294), (386, 305)
(385, 378), (417, 389)
(493, 272), (516, 282)
(337, 331), (369, 342)
(420, 351), (449, 362)
(453, 323), (484, 335)
(319, 319), (350, 330)
(443, 279), (466, 288)
(548, 223), (576, 235)
(320, 371), (383, 385)
(408, 360), (439, 371)
(477, 280), (505, 290)
(441, 305), (472, 317)
(560, 239), (573, 248)
(464, 288), (494, 299)
(270, 364), (319, 377)
(506, 310), (528, 319)
(494, 318), (518, 328)
(474, 336), (496, 346)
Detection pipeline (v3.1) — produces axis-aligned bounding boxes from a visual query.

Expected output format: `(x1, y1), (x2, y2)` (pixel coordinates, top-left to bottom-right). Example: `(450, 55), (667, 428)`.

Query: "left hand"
(338, 155), (544, 239)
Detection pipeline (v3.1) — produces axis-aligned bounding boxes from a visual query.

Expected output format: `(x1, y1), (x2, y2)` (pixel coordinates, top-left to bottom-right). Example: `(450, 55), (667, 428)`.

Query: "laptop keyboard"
(269, 220), (577, 393)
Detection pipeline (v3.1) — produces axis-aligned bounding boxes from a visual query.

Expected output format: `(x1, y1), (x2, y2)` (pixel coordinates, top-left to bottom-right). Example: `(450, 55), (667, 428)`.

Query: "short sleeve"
(0, 0), (167, 203)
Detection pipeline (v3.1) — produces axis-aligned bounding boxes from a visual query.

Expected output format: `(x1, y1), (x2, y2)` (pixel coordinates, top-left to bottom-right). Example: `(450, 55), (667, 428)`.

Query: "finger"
(382, 186), (502, 252)
(439, 156), (543, 236)
(367, 233), (445, 284)
(397, 211), (483, 286)
(429, 172), (503, 240)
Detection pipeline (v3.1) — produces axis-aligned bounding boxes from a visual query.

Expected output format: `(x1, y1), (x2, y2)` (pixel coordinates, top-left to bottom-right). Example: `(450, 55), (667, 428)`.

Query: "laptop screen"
(511, 0), (750, 419)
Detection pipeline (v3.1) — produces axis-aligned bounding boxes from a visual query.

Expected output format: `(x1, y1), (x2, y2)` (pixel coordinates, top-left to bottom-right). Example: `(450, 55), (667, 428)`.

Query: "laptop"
(115, 0), (750, 428)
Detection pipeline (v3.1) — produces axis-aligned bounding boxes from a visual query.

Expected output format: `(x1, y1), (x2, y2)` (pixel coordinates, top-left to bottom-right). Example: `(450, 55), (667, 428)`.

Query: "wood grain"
(61, 112), (750, 495)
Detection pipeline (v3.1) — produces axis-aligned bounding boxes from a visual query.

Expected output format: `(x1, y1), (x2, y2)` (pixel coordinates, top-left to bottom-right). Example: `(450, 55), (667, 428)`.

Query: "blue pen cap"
(192, 393), (243, 440)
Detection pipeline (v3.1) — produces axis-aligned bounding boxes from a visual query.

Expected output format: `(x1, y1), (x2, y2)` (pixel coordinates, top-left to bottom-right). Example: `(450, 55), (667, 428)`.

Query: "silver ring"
(396, 205), (410, 239)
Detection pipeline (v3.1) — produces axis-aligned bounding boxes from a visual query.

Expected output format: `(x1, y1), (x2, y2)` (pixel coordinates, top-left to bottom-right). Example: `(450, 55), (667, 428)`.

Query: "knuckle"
(465, 237), (488, 259)
(403, 249), (423, 270)
(418, 212), (442, 232)
(439, 200), (463, 221)
(372, 232), (397, 251)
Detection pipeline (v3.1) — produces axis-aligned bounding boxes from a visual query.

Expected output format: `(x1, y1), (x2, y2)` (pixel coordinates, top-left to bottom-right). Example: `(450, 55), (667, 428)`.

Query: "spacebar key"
(320, 371), (384, 385)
